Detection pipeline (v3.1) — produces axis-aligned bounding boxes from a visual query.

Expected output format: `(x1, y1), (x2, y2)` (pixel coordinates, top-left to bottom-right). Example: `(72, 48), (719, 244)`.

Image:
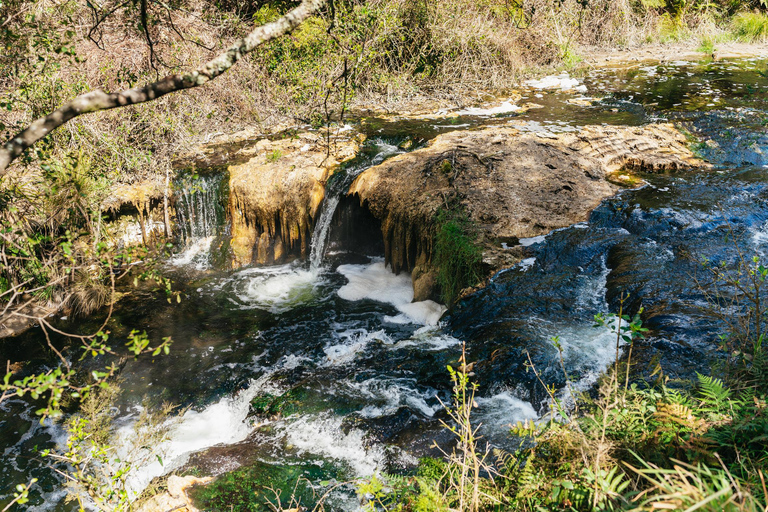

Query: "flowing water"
(2, 56), (768, 511)
(171, 174), (228, 270)
(309, 140), (404, 269)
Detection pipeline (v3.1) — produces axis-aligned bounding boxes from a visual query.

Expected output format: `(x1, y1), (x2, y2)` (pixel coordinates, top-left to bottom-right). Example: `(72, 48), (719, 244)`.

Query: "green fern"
(697, 373), (731, 415)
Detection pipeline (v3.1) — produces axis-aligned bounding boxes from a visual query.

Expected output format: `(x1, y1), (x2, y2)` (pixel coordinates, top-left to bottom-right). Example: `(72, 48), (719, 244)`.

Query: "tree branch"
(0, 0), (326, 176)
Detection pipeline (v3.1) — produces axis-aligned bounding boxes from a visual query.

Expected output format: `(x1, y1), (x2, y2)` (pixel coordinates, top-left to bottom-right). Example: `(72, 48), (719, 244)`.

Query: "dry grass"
(0, 0), (734, 186)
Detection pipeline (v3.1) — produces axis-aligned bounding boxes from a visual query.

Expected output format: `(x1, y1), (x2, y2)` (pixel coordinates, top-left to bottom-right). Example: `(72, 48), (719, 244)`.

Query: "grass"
(433, 205), (483, 306)
(698, 36), (716, 53)
(731, 11), (768, 42)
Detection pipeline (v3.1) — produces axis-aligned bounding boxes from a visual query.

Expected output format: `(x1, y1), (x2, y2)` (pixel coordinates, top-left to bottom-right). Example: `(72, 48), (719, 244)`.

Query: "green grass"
(266, 149), (282, 163)
(698, 37), (716, 54)
(433, 206), (483, 305)
(731, 11), (768, 42)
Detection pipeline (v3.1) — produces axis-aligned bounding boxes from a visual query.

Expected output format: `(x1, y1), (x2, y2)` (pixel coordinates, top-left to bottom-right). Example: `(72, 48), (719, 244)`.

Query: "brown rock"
(412, 265), (439, 302)
(348, 122), (706, 285)
(226, 132), (358, 267)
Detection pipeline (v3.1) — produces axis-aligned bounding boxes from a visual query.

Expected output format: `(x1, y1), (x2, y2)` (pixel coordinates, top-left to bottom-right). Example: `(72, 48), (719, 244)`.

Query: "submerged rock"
(349, 123), (706, 298)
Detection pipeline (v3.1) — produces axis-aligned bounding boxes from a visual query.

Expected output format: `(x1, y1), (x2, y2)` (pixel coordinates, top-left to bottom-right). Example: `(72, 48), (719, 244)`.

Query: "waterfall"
(309, 140), (404, 269)
(172, 174), (225, 268)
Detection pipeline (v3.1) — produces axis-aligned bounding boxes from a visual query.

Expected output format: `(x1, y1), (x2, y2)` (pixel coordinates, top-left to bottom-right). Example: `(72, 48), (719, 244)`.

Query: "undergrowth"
(433, 205), (483, 306)
(731, 11), (768, 41)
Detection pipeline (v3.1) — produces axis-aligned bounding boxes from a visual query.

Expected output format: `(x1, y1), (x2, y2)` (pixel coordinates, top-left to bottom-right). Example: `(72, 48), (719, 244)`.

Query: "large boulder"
(227, 132), (358, 266)
(348, 123), (705, 298)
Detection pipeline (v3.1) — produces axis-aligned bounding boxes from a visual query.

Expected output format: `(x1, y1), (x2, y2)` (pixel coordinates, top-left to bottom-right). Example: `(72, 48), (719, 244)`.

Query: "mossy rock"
(188, 460), (349, 512)
(250, 388), (304, 417)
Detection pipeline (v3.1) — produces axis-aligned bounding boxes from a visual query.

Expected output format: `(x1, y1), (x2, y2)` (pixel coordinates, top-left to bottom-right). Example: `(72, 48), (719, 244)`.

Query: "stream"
(2, 56), (768, 511)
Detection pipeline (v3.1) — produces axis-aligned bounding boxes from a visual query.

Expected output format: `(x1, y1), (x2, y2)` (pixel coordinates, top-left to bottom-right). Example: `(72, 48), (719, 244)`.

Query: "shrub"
(731, 11), (768, 41)
(433, 206), (483, 306)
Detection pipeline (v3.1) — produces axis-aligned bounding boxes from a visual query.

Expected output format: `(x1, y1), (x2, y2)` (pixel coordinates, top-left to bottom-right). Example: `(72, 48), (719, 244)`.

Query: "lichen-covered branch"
(0, 0), (326, 176)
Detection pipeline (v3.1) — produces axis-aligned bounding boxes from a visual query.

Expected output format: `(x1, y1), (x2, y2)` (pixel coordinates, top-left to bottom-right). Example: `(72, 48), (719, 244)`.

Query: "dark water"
(2, 57), (768, 511)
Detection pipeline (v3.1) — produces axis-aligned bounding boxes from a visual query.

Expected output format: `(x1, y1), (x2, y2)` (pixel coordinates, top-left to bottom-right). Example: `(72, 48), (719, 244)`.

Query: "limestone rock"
(227, 132), (358, 266)
(136, 475), (213, 512)
(349, 122), (706, 296)
(101, 178), (165, 212)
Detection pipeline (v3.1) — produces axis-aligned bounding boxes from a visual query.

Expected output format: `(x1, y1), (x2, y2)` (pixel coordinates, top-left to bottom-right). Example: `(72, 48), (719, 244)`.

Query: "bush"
(433, 206), (483, 306)
(731, 11), (768, 41)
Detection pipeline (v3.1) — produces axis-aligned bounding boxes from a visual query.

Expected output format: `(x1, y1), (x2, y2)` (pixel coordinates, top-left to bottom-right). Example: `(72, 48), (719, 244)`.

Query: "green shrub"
(731, 11), (768, 41)
(433, 206), (483, 305)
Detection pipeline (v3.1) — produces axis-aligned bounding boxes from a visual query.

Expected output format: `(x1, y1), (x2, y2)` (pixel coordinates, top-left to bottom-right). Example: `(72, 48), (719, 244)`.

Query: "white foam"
(518, 257), (536, 271)
(751, 221), (768, 254)
(453, 101), (521, 117)
(342, 378), (440, 418)
(233, 264), (322, 313)
(170, 236), (214, 269)
(337, 261), (447, 325)
(323, 328), (393, 365)
(475, 390), (538, 434)
(120, 378), (270, 499)
(519, 235), (546, 247)
(391, 327), (462, 351)
(525, 73), (581, 91)
(280, 413), (385, 476)
(384, 300), (447, 326)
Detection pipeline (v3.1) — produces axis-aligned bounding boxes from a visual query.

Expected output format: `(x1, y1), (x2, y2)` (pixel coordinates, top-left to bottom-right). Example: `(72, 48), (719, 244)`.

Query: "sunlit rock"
(349, 122), (707, 298)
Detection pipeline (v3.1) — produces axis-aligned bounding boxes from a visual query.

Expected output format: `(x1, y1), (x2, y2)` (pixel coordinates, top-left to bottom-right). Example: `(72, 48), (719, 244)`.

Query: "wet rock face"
(349, 123), (705, 288)
(226, 133), (357, 267)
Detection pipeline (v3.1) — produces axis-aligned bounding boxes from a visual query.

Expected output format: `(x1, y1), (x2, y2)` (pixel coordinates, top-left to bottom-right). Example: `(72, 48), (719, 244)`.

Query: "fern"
(697, 373), (731, 407)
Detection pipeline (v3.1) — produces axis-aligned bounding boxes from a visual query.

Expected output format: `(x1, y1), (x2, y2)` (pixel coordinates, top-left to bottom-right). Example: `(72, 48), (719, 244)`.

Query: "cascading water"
(4, 58), (768, 511)
(309, 140), (404, 269)
(172, 174), (226, 269)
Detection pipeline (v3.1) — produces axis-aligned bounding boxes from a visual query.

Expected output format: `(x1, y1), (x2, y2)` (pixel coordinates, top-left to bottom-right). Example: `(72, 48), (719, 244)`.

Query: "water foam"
(525, 73), (585, 92)
(119, 376), (277, 499)
(452, 101), (521, 117)
(280, 413), (385, 476)
(475, 390), (538, 435)
(232, 263), (322, 313)
(341, 378), (441, 418)
(391, 326), (462, 351)
(337, 261), (446, 325)
(170, 236), (215, 269)
(323, 328), (393, 365)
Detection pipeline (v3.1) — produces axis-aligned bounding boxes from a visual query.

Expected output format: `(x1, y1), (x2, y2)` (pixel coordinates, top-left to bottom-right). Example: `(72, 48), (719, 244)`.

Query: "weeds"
(433, 206), (483, 306)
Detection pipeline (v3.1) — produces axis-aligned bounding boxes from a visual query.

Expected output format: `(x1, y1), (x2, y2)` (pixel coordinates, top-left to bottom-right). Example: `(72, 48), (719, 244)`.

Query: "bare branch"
(0, 0), (327, 176)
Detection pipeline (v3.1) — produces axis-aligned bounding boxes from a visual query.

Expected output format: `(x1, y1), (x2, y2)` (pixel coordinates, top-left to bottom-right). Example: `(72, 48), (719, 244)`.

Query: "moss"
(189, 460), (348, 512)
(433, 204), (483, 306)
(250, 388), (304, 417)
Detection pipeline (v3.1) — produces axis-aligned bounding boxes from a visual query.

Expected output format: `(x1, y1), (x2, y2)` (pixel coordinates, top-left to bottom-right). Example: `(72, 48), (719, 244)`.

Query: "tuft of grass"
(731, 11), (768, 42)
(266, 149), (283, 163)
(698, 37), (716, 54)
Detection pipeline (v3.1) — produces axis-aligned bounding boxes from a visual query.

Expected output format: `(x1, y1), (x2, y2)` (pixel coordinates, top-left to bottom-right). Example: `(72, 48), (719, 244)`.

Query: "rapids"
(2, 56), (768, 510)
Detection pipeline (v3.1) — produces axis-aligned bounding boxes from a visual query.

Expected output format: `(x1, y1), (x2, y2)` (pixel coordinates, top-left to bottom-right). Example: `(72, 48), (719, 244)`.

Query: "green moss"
(189, 460), (348, 512)
(250, 389), (303, 417)
(433, 205), (483, 305)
